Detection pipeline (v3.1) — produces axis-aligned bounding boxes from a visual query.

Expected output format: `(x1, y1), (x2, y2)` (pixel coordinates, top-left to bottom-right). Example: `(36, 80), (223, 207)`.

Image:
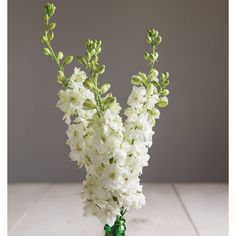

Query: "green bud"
(85, 52), (91, 61)
(48, 31), (54, 41)
(100, 83), (110, 94)
(161, 89), (169, 96)
(49, 23), (56, 30)
(157, 97), (168, 108)
(156, 36), (162, 45)
(152, 81), (159, 89)
(131, 75), (143, 85)
(160, 73), (167, 81)
(101, 135), (106, 143)
(97, 40), (102, 47)
(56, 70), (65, 83)
(58, 70), (65, 78)
(104, 96), (116, 107)
(58, 51), (64, 60)
(163, 80), (169, 87)
(149, 54), (155, 63)
(96, 64), (105, 74)
(83, 99), (96, 110)
(83, 80), (94, 90)
(153, 52), (159, 60)
(77, 56), (87, 66)
(40, 35), (47, 43)
(139, 72), (147, 81)
(146, 83), (153, 95)
(42, 47), (51, 56)
(103, 92), (112, 101)
(44, 3), (56, 17)
(149, 69), (159, 80)
(149, 108), (160, 117)
(63, 56), (73, 65)
(96, 47), (102, 54)
(144, 52), (150, 61)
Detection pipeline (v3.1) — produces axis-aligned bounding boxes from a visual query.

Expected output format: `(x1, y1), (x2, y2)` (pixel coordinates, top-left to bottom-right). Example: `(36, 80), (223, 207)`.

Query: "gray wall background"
(8, 0), (228, 183)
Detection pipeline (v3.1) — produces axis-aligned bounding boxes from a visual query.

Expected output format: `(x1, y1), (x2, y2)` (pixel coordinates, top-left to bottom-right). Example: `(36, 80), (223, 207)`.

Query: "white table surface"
(8, 183), (228, 236)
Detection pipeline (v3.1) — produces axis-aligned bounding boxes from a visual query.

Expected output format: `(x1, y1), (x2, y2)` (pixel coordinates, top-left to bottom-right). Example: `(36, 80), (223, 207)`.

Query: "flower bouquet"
(41, 3), (170, 235)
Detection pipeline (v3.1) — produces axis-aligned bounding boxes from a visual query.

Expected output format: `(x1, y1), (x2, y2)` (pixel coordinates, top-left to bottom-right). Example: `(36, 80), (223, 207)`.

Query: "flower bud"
(157, 97), (168, 108)
(42, 47), (51, 56)
(63, 56), (73, 65)
(104, 97), (116, 108)
(48, 31), (54, 41)
(56, 70), (65, 83)
(139, 72), (147, 81)
(131, 75), (143, 85)
(96, 64), (105, 74)
(161, 89), (169, 96)
(144, 52), (150, 61)
(40, 36), (47, 43)
(83, 99), (96, 110)
(44, 3), (56, 17)
(83, 80), (94, 90)
(58, 51), (64, 60)
(100, 83), (110, 94)
(49, 23), (56, 30)
(149, 69), (159, 80)
(77, 56), (87, 66)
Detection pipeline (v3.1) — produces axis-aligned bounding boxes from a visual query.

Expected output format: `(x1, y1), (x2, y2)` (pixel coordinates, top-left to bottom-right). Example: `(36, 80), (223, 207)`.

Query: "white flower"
(55, 66), (165, 225)
(69, 67), (87, 86)
(127, 86), (146, 109)
(101, 164), (124, 191)
(145, 93), (159, 110)
(56, 88), (81, 116)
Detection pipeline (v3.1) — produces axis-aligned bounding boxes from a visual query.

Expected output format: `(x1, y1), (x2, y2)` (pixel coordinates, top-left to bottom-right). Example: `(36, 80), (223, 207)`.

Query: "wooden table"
(8, 183), (228, 236)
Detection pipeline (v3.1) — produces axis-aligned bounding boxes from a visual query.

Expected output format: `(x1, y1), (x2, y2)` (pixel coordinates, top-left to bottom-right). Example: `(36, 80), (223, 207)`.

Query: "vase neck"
(104, 215), (126, 236)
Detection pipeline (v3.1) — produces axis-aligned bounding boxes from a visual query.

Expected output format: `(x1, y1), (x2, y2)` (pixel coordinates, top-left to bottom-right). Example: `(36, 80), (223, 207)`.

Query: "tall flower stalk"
(41, 3), (170, 235)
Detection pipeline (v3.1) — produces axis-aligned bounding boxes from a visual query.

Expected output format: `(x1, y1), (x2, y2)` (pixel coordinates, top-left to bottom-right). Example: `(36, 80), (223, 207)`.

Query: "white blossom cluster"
(56, 67), (164, 225)
(41, 3), (169, 228)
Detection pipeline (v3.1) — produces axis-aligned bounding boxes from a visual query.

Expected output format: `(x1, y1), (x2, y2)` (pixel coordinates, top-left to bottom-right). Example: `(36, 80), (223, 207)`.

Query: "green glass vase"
(104, 215), (126, 236)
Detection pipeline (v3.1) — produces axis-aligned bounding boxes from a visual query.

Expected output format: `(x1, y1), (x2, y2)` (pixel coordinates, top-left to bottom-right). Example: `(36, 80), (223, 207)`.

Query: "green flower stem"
(150, 46), (156, 70)
(45, 37), (61, 70)
(41, 3), (73, 88)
